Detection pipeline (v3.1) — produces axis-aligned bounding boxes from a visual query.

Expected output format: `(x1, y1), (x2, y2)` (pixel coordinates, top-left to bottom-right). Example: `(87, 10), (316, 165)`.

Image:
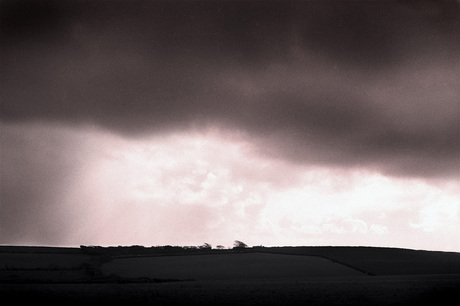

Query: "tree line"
(80, 241), (255, 256)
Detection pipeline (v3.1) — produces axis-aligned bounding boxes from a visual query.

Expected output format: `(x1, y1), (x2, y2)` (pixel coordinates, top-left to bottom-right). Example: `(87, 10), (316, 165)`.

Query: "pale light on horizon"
(1, 122), (458, 252)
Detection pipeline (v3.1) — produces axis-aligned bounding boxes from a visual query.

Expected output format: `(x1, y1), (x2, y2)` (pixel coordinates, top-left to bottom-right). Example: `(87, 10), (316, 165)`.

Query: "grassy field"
(256, 246), (460, 275)
(1, 245), (460, 305)
(2, 275), (460, 305)
(0, 252), (90, 270)
(102, 253), (364, 280)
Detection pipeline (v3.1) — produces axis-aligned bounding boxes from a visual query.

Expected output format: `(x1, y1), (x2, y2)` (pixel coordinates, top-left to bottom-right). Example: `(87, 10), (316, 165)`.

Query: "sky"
(1, 0), (459, 251)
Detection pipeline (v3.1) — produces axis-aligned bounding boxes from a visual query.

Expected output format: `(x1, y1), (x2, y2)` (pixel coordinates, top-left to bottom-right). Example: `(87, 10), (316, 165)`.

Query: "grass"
(102, 253), (364, 281)
(255, 246), (460, 275)
(2, 275), (460, 305)
(1, 245), (460, 305)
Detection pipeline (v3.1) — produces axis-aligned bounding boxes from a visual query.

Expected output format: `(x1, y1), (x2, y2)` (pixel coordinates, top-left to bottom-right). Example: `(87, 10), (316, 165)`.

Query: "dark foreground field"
(1, 246), (460, 305)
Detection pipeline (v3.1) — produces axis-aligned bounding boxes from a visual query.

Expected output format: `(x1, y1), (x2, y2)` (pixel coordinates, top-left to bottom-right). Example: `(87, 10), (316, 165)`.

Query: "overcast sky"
(1, 0), (459, 251)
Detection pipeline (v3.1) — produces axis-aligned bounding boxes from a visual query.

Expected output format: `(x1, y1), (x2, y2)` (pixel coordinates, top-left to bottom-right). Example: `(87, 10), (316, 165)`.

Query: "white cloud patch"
(1, 122), (459, 250)
(370, 224), (388, 235)
(410, 201), (459, 233)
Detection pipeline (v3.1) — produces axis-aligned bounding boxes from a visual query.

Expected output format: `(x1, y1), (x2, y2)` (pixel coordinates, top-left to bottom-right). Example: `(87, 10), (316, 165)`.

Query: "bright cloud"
(1, 122), (459, 251)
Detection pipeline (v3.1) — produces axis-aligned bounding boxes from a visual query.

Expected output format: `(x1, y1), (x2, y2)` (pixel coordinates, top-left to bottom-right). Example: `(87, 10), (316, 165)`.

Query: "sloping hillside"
(102, 252), (364, 281)
(255, 247), (460, 275)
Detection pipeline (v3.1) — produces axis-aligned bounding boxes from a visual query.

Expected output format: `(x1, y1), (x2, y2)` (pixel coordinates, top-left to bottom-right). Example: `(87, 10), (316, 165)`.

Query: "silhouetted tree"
(199, 243), (212, 249)
(216, 245), (225, 250)
(233, 240), (248, 249)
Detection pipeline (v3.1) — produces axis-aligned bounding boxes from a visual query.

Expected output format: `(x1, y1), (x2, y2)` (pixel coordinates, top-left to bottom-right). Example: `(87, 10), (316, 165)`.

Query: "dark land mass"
(1, 245), (460, 305)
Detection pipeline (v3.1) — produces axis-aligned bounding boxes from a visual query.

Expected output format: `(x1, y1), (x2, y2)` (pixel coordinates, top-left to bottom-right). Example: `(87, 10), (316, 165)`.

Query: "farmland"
(102, 253), (364, 280)
(1, 245), (460, 305)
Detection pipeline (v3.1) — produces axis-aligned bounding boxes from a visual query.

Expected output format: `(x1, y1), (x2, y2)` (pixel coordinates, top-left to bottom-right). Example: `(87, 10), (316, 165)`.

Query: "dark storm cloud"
(1, 0), (459, 178)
